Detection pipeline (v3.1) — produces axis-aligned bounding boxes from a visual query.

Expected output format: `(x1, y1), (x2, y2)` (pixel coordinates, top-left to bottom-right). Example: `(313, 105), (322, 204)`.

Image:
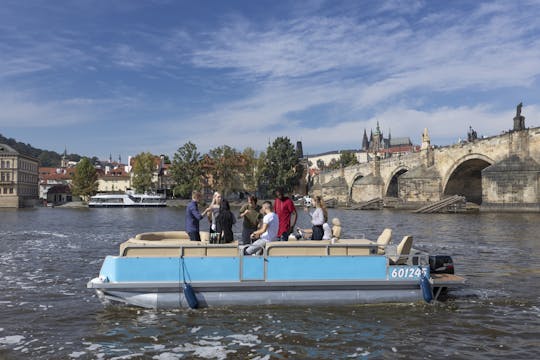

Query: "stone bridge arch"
(349, 172), (366, 203)
(384, 166), (409, 198)
(442, 153), (494, 204)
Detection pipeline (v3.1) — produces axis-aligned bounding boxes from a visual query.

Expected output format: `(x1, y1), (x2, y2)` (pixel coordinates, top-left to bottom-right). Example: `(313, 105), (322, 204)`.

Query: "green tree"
(170, 142), (202, 198)
(262, 137), (301, 195)
(329, 158), (342, 170)
(316, 159), (325, 170)
(240, 147), (258, 193)
(208, 145), (240, 196)
(71, 157), (98, 201)
(132, 152), (156, 193)
(339, 151), (359, 167)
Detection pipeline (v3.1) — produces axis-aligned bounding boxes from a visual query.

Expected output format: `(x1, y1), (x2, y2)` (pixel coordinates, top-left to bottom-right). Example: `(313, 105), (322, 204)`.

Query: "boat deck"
(431, 273), (466, 286)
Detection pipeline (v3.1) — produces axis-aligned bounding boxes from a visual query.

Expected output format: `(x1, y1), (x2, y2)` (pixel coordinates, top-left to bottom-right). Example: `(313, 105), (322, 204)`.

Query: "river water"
(0, 207), (538, 359)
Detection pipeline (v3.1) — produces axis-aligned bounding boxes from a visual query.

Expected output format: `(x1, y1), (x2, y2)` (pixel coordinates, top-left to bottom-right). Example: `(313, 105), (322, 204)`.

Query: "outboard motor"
(429, 255), (454, 274)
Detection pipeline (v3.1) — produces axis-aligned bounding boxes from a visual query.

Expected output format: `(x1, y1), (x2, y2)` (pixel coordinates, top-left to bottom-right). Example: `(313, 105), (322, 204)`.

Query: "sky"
(1, 0), (540, 161)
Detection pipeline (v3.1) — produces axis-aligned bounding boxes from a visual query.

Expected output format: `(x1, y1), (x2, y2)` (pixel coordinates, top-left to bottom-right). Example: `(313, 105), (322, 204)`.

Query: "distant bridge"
(313, 123), (540, 212)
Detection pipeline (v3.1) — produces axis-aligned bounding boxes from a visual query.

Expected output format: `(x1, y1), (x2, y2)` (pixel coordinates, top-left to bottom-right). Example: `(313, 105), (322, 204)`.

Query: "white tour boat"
(88, 191), (166, 208)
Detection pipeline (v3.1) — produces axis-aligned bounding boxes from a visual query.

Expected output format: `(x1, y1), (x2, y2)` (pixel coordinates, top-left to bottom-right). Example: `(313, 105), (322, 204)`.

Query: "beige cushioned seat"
(266, 240), (331, 256)
(376, 228), (392, 255)
(389, 235), (413, 265)
(120, 231), (237, 257)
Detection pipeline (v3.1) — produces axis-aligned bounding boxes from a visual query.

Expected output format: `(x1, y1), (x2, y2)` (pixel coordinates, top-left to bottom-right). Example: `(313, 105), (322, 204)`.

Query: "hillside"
(0, 133), (82, 167)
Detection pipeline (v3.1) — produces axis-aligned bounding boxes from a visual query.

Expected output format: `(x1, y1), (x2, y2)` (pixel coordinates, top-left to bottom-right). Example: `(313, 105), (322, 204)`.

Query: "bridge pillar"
(481, 130), (540, 212)
(398, 165), (442, 204)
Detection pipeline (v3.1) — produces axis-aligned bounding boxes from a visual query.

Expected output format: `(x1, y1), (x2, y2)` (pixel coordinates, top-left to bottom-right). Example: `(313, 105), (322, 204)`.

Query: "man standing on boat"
(244, 201), (279, 255)
(274, 188), (297, 241)
(185, 190), (209, 241)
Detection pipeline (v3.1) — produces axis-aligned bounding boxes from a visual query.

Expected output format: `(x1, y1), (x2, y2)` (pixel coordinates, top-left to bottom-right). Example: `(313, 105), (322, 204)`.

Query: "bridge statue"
(421, 128), (430, 150)
(513, 102), (525, 131)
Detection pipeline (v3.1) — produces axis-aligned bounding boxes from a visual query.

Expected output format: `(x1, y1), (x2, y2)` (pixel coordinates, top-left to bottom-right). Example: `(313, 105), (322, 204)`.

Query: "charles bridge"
(311, 108), (540, 212)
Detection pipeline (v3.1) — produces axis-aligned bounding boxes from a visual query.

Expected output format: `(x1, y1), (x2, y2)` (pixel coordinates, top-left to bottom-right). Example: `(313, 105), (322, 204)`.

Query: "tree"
(207, 145), (241, 196)
(240, 147), (258, 193)
(132, 152), (156, 193)
(71, 157), (98, 201)
(170, 142), (202, 198)
(339, 151), (359, 167)
(261, 137), (301, 195)
(328, 158), (340, 170)
(316, 159), (325, 170)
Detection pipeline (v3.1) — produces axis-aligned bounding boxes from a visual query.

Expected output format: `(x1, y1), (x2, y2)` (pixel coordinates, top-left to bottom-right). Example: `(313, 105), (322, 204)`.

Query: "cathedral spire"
(362, 129), (369, 151)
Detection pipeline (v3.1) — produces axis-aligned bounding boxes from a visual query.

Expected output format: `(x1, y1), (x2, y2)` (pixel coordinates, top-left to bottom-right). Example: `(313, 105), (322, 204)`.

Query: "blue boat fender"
(183, 283), (199, 309)
(419, 267), (433, 303)
(181, 256), (199, 309)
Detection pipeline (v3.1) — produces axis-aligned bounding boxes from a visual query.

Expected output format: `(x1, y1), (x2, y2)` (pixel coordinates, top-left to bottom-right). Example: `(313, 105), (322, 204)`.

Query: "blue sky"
(1, 0), (539, 161)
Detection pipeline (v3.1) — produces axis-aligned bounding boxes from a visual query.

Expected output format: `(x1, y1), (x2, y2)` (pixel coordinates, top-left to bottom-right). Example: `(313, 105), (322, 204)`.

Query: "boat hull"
(87, 235), (466, 309)
(89, 276), (426, 308)
(87, 255), (437, 308)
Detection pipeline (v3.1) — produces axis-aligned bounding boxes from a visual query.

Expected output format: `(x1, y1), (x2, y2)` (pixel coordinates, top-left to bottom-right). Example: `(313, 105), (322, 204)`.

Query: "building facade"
(0, 144), (39, 208)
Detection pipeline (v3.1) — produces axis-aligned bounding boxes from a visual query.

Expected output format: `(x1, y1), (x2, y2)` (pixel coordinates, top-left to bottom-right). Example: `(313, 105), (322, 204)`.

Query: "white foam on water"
(0, 335), (25, 345)
(144, 344), (166, 351)
(69, 351), (86, 358)
(152, 352), (184, 360)
(110, 353), (144, 360)
(86, 343), (102, 351)
(171, 342), (236, 360)
(190, 326), (202, 333)
(27, 230), (68, 238)
(226, 334), (261, 347)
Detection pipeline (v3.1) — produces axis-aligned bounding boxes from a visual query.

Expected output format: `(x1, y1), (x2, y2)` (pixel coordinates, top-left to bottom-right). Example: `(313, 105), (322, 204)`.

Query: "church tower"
(361, 129), (369, 151)
(371, 121), (383, 152)
(61, 146), (68, 168)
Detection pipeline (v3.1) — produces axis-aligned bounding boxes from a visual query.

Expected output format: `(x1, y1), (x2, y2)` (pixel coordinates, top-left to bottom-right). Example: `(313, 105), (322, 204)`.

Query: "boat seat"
(335, 239), (378, 255)
(206, 245), (240, 257)
(376, 228), (392, 255)
(331, 217), (341, 240)
(120, 239), (239, 257)
(134, 231), (210, 242)
(266, 241), (330, 256)
(389, 235), (413, 265)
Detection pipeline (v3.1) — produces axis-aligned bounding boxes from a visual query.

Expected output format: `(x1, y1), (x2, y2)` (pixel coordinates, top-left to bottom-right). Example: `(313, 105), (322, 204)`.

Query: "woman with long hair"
(309, 196), (327, 240)
(216, 198), (236, 243)
(238, 195), (261, 245)
(206, 191), (221, 243)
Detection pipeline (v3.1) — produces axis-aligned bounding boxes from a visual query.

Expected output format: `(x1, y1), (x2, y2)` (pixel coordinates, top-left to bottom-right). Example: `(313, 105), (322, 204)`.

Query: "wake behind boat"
(87, 227), (465, 309)
(88, 191), (166, 208)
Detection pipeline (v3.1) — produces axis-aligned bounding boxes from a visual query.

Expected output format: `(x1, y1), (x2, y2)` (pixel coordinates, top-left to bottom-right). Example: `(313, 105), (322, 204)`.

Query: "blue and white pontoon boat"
(87, 229), (465, 309)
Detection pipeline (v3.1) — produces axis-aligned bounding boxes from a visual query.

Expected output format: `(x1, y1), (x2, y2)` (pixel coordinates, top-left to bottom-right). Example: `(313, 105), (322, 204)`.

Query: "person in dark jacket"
(216, 198), (236, 243)
(185, 190), (209, 241)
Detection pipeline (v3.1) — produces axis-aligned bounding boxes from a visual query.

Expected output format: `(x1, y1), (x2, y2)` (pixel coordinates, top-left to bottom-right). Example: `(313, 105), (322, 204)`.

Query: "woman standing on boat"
(216, 199), (236, 243)
(207, 192), (221, 243)
(308, 196), (327, 240)
(238, 195), (262, 245)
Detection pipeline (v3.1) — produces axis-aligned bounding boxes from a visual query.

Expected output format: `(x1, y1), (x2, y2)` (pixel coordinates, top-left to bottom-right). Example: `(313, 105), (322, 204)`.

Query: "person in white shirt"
(244, 201), (279, 255)
(322, 222), (332, 240)
(308, 196), (328, 240)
